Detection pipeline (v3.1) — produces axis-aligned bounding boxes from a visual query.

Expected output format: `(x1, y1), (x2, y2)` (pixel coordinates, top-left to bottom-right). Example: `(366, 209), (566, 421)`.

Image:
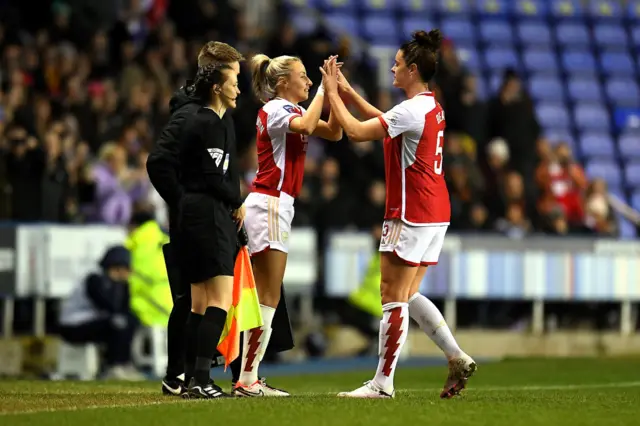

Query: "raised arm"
(336, 70), (383, 119)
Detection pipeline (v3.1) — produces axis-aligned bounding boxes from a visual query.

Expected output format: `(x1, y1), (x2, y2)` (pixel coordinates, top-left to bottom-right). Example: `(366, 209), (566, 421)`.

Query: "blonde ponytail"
(250, 54), (301, 103)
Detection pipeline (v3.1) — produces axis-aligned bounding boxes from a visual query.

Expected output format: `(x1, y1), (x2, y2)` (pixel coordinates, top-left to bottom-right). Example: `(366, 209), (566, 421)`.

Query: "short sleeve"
(378, 103), (421, 139)
(267, 103), (302, 135)
(200, 116), (227, 175)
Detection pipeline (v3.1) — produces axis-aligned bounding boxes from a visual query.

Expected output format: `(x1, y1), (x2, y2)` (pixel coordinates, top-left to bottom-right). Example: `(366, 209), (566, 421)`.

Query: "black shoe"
(184, 378), (230, 399)
(162, 376), (186, 396)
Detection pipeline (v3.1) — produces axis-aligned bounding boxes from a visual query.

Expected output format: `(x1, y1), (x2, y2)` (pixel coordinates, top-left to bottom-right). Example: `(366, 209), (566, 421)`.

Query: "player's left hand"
(320, 56), (339, 94)
(232, 204), (246, 230)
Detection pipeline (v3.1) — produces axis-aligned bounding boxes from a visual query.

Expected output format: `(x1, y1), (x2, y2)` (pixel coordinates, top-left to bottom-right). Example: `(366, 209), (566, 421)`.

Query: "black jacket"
(147, 83), (202, 212)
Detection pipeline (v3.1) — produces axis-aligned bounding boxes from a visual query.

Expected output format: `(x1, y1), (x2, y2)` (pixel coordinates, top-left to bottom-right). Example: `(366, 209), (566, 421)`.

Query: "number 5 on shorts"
(434, 130), (444, 175)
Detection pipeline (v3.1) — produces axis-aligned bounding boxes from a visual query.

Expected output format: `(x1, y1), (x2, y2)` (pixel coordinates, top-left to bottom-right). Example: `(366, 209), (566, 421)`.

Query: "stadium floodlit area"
(2, 358), (639, 426)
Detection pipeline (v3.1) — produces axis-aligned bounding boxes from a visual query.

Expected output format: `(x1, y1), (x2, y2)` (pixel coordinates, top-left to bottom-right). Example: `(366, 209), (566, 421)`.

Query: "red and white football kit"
(377, 91), (450, 266)
(244, 98), (308, 255)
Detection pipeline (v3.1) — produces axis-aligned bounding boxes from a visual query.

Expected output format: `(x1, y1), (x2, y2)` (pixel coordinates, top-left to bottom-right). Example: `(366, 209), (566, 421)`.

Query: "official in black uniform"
(178, 62), (244, 399)
(146, 42), (244, 396)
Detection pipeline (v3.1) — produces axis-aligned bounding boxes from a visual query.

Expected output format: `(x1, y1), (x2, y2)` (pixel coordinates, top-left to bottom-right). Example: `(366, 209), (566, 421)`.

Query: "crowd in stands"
(0, 0), (627, 239)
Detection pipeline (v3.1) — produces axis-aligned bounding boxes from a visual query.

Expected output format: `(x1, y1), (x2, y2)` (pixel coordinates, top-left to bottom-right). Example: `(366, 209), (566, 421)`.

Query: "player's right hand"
(336, 69), (353, 94)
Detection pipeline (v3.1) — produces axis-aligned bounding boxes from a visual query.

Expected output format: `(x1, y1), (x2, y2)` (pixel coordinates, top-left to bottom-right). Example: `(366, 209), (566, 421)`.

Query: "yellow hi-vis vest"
(125, 220), (173, 326)
(348, 252), (383, 318)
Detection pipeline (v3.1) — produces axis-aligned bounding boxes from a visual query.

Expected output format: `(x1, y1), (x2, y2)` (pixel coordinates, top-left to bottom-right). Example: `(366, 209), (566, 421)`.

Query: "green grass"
(1, 358), (639, 426)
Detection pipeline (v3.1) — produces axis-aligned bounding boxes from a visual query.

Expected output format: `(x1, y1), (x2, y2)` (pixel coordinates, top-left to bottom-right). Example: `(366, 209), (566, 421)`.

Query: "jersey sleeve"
(378, 102), (421, 139)
(200, 117), (227, 176)
(267, 103), (303, 135)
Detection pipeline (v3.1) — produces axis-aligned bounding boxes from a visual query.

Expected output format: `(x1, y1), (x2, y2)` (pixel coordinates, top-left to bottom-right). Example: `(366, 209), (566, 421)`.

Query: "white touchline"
(2, 382), (640, 416)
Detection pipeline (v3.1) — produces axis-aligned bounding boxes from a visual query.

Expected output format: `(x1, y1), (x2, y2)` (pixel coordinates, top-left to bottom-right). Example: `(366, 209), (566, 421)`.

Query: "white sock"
(239, 304), (276, 385)
(373, 302), (409, 395)
(408, 293), (462, 359)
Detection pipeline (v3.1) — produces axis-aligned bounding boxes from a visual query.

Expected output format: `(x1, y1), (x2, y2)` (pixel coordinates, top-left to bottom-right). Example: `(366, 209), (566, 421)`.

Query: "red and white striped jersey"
(252, 98), (308, 199)
(378, 92), (450, 226)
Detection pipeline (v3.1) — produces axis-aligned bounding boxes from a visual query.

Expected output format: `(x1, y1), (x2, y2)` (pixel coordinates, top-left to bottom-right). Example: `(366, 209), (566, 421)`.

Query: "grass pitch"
(1, 358), (639, 426)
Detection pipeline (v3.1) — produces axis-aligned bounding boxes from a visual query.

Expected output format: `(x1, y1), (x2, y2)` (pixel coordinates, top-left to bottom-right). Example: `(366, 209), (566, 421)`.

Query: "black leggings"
(59, 316), (137, 367)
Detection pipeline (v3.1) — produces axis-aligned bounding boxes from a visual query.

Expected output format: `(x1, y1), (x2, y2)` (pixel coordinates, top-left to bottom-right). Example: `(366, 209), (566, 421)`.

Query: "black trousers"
(59, 316), (137, 367)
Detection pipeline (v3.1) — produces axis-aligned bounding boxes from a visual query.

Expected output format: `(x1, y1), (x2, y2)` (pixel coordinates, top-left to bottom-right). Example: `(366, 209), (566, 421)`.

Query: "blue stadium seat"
(556, 23), (590, 47)
(619, 217), (637, 239)
(588, 0), (624, 20)
(457, 45), (482, 70)
(632, 191), (640, 210)
(363, 16), (399, 45)
(289, 11), (319, 35)
(484, 47), (520, 71)
(585, 160), (622, 186)
(606, 78), (640, 107)
(474, 0), (509, 16)
(398, 0), (433, 14)
(324, 14), (360, 37)
(578, 132), (616, 158)
(613, 108), (640, 131)
(317, 0), (356, 12)
(546, 128), (575, 146)
(593, 25), (629, 48)
(550, 0), (584, 19)
(627, 1), (640, 21)
(574, 104), (610, 131)
(401, 17), (436, 41)
(362, 0), (397, 14)
(523, 49), (558, 73)
(528, 75), (564, 102)
(517, 22), (553, 46)
(561, 50), (597, 73)
(441, 18), (476, 43)
(599, 52), (636, 76)
(537, 102), (571, 128)
(479, 21), (512, 45)
(567, 77), (603, 103)
(436, 0), (472, 15)
(631, 27), (640, 47)
(512, 0), (549, 18)
(618, 133), (640, 158)
(625, 162), (640, 187)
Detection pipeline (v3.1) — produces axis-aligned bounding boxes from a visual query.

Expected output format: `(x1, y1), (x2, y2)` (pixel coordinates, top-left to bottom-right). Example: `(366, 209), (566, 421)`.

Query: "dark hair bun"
(413, 29), (443, 52)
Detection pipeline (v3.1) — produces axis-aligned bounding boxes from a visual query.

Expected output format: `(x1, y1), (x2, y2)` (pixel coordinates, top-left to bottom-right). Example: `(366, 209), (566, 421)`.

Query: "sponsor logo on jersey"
(207, 148), (224, 167)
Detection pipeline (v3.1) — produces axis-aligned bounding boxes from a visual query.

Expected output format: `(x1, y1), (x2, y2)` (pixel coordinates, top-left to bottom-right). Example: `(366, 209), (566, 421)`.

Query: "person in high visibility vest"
(125, 211), (173, 328)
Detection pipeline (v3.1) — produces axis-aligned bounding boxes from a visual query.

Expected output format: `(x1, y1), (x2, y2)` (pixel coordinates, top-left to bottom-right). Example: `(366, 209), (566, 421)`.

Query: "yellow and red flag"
(217, 246), (263, 369)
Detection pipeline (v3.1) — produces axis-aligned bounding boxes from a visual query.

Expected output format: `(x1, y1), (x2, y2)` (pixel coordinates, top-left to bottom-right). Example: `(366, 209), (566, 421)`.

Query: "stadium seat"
(546, 128), (575, 146)
(474, 0), (509, 16)
(618, 133), (640, 158)
(619, 217), (637, 239)
(324, 13), (360, 38)
(317, 0), (356, 12)
(628, 0), (640, 21)
(588, 0), (624, 20)
(484, 47), (520, 71)
(599, 52), (636, 76)
(631, 27), (640, 47)
(605, 78), (640, 107)
(436, 0), (472, 15)
(613, 108), (640, 131)
(632, 191), (640, 210)
(567, 77), (603, 103)
(441, 18), (476, 43)
(537, 102), (571, 128)
(512, 0), (549, 18)
(556, 23), (590, 47)
(362, 16), (399, 45)
(362, 0), (397, 14)
(290, 11), (319, 35)
(528, 75), (564, 102)
(585, 160), (622, 186)
(398, 0), (433, 15)
(479, 21), (513, 45)
(625, 162), (640, 187)
(578, 132), (616, 158)
(550, 0), (585, 19)
(574, 104), (610, 131)
(401, 17), (436, 41)
(593, 25), (629, 48)
(517, 21), (552, 46)
(56, 342), (99, 381)
(457, 45), (482, 70)
(561, 50), (597, 74)
(523, 49), (558, 73)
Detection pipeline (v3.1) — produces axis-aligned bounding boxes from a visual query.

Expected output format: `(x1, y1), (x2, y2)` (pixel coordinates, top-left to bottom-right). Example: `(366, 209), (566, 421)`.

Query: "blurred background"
(0, 0), (639, 380)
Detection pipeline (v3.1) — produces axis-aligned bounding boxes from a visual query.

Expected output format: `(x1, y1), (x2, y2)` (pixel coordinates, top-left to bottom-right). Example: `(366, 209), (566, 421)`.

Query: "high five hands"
(320, 56), (352, 95)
